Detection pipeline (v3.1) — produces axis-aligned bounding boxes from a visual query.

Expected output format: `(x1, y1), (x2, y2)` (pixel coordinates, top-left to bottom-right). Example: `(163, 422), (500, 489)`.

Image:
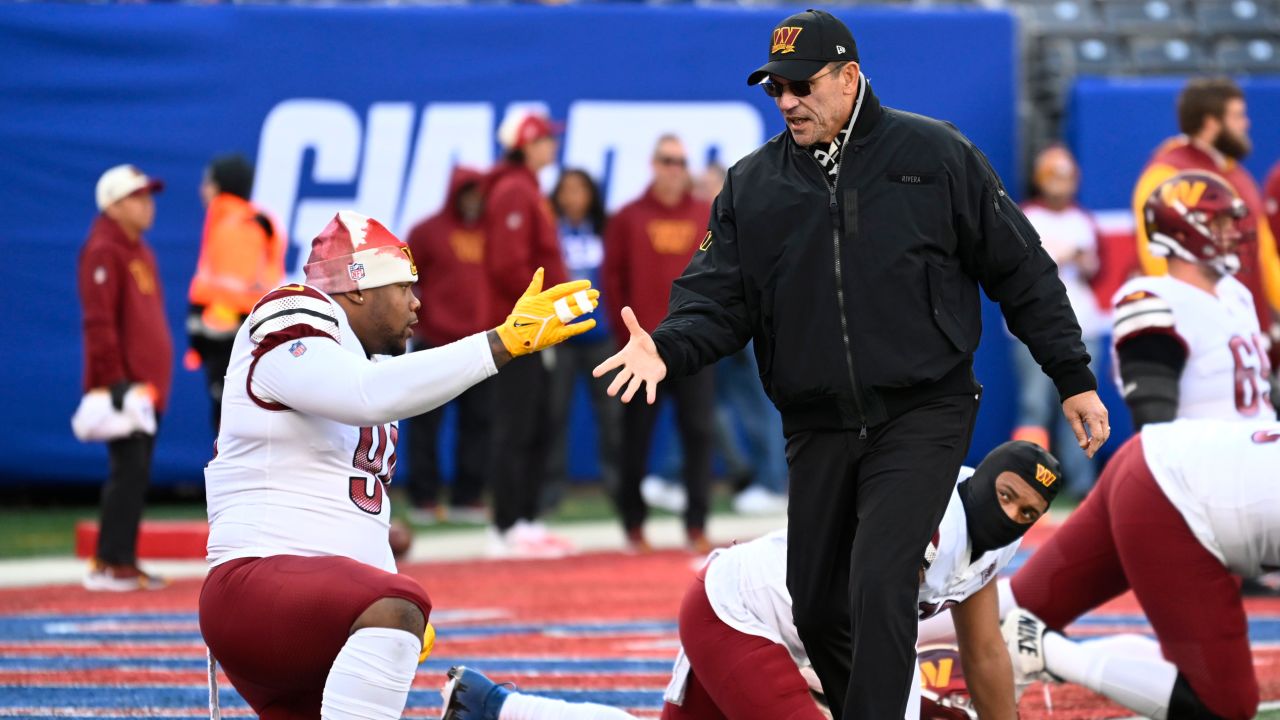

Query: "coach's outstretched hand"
(592, 306), (667, 405)
(495, 268), (599, 358)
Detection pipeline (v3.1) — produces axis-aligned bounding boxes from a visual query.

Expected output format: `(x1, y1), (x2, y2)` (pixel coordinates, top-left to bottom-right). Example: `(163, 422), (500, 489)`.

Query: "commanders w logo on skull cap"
(1035, 463), (1058, 488)
(771, 26), (803, 54)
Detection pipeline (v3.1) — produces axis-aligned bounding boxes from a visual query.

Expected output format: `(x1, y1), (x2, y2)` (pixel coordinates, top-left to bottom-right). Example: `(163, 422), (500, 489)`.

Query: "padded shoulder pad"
(1113, 289), (1178, 345)
(247, 284), (341, 355)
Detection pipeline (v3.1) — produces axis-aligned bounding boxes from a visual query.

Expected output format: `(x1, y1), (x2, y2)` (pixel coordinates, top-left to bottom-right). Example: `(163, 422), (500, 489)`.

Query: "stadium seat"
(1070, 36), (1130, 74)
(1019, 0), (1101, 33)
(1130, 36), (1206, 72)
(1193, 1), (1275, 35)
(1100, 0), (1192, 35)
(1214, 36), (1280, 71)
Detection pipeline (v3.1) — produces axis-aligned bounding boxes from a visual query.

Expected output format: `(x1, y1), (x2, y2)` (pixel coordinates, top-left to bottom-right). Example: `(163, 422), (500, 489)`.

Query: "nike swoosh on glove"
(495, 267), (600, 357)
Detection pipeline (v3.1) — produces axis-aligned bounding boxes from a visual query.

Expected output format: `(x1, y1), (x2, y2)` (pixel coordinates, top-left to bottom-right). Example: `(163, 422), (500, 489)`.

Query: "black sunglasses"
(760, 65), (843, 99)
(655, 155), (688, 167)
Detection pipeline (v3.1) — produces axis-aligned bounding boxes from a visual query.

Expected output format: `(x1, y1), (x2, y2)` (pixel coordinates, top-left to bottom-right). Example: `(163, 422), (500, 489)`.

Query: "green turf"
(0, 504), (208, 559)
(0, 485), (743, 559)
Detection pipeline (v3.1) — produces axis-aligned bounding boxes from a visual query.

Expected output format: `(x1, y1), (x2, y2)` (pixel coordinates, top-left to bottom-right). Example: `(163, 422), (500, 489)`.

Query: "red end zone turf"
(0, 523), (1276, 719)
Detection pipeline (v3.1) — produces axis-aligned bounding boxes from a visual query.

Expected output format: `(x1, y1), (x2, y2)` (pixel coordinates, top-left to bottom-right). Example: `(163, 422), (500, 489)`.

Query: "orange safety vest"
(188, 193), (286, 331)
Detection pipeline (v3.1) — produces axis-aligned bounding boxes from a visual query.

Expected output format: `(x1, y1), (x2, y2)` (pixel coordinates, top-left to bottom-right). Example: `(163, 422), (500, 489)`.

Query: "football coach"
(595, 8), (1110, 718)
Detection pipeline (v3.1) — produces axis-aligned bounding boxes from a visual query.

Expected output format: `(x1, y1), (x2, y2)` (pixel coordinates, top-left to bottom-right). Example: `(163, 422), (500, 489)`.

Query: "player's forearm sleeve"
(252, 332), (497, 426)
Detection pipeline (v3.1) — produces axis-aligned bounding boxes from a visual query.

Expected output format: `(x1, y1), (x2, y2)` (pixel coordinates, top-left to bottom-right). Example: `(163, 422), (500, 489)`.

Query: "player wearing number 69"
(1111, 170), (1274, 429)
(198, 210), (598, 720)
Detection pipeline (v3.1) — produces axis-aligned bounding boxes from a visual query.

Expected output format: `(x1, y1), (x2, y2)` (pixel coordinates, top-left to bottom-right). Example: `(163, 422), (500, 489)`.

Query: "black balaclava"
(958, 440), (1062, 561)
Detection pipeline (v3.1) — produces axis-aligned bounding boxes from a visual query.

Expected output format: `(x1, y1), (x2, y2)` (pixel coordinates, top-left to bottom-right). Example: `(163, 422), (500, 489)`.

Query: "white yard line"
(0, 512), (786, 589)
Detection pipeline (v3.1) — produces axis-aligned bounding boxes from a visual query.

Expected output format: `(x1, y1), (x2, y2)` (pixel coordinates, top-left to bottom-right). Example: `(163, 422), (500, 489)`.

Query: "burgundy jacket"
(602, 186), (711, 345)
(481, 161), (568, 327)
(78, 214), (174, 411)
(407, 167), (490, 346)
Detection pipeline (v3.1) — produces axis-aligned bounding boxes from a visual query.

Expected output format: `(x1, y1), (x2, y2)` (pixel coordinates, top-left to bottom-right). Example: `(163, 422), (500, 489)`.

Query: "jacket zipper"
(809, 150), (869, 440)
(991, 187), (1029, 249)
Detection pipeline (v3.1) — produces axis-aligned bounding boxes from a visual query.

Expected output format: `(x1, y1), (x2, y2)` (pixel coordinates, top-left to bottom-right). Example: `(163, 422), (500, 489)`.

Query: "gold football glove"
(496, 268), (599, 357)
(419, 622), (435, 664)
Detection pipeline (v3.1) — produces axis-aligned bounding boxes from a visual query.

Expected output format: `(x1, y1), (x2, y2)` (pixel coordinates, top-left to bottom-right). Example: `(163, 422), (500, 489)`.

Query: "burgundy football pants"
(661, 574), (825, 720)
(1011, 436), (1258, 719)
(199, 555), (432, 720)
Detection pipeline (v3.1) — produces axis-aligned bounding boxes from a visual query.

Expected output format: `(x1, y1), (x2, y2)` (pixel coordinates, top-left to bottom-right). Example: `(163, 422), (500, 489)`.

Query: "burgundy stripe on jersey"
(248, 284), (341, 354)
(1112, 288), (1184, 347)
(250, 283), (331, 313)
(246, 324), (339, 412)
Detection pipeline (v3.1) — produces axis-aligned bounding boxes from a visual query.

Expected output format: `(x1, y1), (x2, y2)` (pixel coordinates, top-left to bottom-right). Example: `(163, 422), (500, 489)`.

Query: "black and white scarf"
(810, 73), (867, 179)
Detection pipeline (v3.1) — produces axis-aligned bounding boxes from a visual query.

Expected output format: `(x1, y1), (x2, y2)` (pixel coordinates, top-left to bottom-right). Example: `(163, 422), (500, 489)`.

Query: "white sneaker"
(641, 475), (687, 514)
(83, 560), (168, 592)
(486, 522), (570, 560)
(1001, 607), (1054, 698)
(732, 486), (788, 515)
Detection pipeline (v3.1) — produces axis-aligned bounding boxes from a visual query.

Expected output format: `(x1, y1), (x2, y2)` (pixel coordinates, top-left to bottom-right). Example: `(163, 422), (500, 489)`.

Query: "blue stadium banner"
(0, 4), (1017, 485)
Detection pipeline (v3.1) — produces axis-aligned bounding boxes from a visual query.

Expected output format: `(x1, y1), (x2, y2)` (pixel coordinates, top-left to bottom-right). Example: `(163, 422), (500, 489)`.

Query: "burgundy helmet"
(918, 644), (977, 720)
(1144, 170), (1248, 276)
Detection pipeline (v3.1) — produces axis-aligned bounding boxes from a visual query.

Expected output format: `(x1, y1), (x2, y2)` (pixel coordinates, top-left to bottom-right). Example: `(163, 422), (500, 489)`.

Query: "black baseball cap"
(746, 9), (859, 86)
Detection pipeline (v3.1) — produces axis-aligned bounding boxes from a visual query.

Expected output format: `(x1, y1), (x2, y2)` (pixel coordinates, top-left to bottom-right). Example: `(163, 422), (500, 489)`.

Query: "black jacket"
(651, 81), (1095, 435)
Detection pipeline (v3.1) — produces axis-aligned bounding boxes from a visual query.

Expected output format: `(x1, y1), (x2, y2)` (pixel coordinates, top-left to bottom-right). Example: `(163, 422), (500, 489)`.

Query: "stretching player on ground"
(1112, 170), (1272, 430)
(439, 441), (1062, 720)
(198, 210), (598, 720)
(918, 418), (1279, 719)
(1006, 419), (1277, 720)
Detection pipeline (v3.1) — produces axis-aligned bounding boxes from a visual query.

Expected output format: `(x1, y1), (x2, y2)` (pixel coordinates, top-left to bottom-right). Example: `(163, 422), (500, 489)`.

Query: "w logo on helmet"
(1158, 179), (1209, 209)
(772, 26), (803, 54)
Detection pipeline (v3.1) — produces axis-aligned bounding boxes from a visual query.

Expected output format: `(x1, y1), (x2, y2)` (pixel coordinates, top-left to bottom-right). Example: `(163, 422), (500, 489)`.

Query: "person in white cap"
(77, 163), (171, 592)
(198, 209), (599, 720)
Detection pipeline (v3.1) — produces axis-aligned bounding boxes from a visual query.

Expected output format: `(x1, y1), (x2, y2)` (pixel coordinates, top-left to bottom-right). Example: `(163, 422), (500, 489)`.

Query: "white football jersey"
(698, 469), (1018, 665)
(206, 284), (399, 572)
(1142, 419), (1280, 578)
(917, 468), (1022, 621)
(1111, 275), (1272, 421)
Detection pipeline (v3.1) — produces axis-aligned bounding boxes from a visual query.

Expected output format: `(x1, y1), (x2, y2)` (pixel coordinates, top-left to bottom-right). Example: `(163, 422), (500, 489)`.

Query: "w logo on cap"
(772, 26), (802, 54)
(1035, 463), (1058, 488)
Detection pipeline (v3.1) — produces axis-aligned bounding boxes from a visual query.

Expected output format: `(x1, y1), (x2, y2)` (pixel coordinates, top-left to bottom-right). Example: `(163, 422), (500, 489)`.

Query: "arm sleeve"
(1115, 334), (1186, 430)
(78, 246), (128, 387)
(650, 178), (752, 379)
(1112, 287), (1187, 429)
(251, 332), (498, 427)
(484, 184), (536, 301)
(954, 142), (1096, 400)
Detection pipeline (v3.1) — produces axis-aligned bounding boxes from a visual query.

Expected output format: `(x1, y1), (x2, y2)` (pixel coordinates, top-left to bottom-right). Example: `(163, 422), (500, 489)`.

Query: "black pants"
(544, 340), (623, 502)
(785, 392), (979, 719)
(617, 368), (715, 533)
(407, 379), (493, 508)
(489, 354), (553, 532)
(98, 429), (158, 565)
(200, 337), (235, 432)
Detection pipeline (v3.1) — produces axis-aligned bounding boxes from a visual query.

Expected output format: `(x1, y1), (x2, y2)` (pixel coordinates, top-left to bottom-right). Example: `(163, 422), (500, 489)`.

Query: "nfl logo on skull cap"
(290, 341), (307, 357)
(347, 262), (366, 282)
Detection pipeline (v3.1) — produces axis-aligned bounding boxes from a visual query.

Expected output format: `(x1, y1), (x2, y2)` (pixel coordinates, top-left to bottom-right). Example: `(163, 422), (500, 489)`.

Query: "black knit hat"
(207, 154), (255, 200)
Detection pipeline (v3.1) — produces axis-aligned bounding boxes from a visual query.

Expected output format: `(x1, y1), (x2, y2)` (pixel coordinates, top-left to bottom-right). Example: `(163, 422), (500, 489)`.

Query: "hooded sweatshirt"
(407, 167), (490, 346)
(481, 160), (568, 327)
